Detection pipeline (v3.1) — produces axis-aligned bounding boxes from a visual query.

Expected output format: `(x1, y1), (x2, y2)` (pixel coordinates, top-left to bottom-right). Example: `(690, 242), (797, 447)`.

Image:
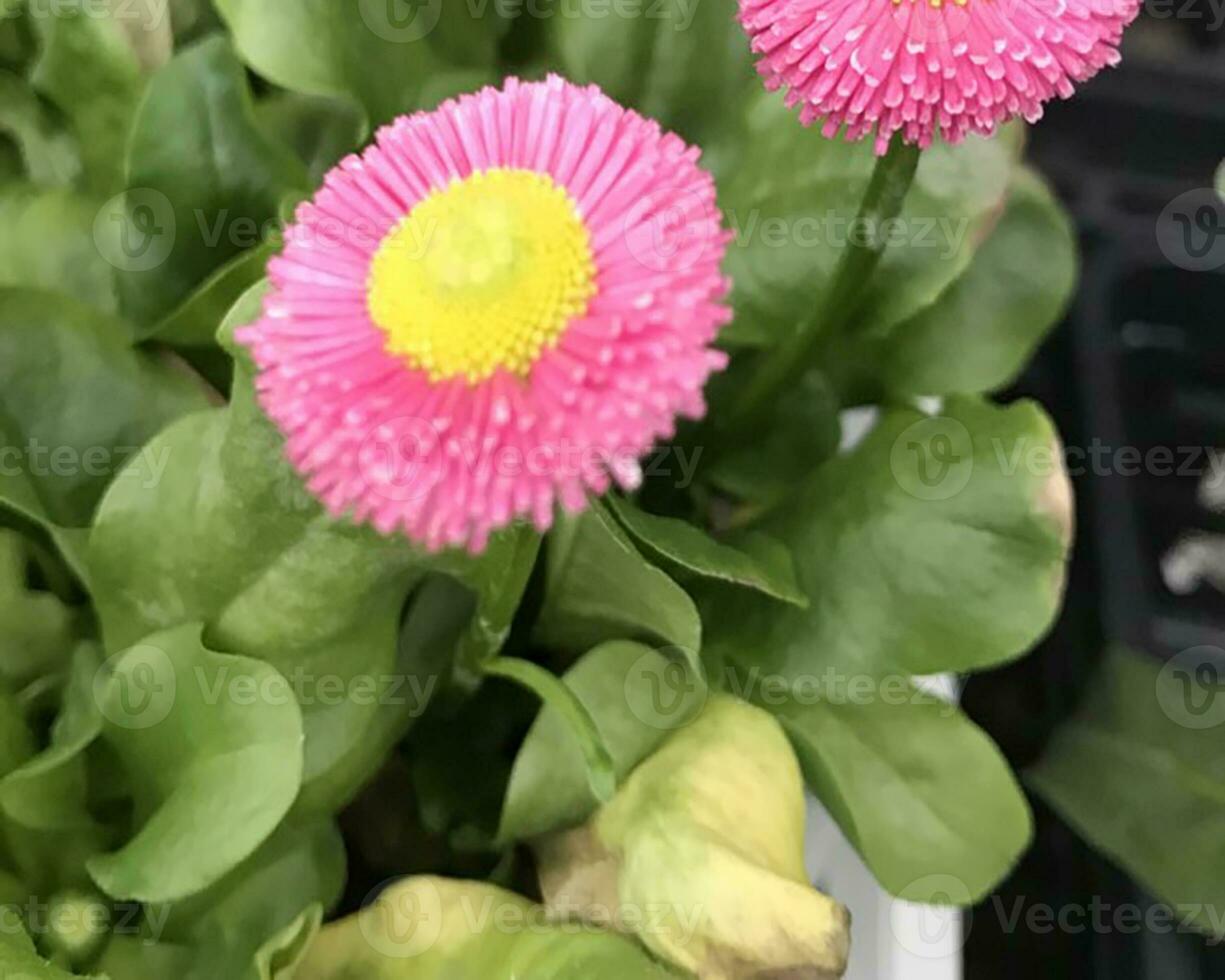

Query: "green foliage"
(0, 1), (1110, 976)
(1030, 648), (1225, 938)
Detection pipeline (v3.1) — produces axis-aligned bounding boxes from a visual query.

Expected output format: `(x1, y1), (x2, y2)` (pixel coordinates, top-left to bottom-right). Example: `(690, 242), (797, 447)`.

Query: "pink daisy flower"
(739, 0), (1142, 153)
(237, 75), (730, 554)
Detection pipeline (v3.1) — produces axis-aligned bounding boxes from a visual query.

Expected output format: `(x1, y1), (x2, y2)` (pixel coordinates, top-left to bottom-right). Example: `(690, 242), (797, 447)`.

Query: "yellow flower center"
(367, 168), (597, 384)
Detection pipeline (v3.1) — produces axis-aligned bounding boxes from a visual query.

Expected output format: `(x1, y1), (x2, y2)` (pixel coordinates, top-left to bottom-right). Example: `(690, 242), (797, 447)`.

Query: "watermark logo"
(359, 0), (442, 42)
(624, 648), (706, 731)
(1157, 645), (1225, 730)
(358, 881), (444, 959)
(622, 185), (717, 274)
(1157, 189), (1225, 272)
(890, 415), (974, 501)
(94, 188), (175, 273)
(94, 643), (176, 730)
(890, 874), (972, 958)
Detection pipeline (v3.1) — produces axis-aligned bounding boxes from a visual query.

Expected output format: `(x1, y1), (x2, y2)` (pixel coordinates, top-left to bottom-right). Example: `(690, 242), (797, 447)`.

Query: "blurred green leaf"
(213, 0), (446, 128)
(27, 0), (144, 193)
(1029, 646), (1225, 938)
(0, 644), (110, 893)
(117, 36), (308, 327)
(0, 925), (99, 979)
(778, 692), (1031, 903)
(499, 641), (704, 843)
(254, 93), (363, 185)
(549, 0), (753, 145)
(829, 168), (1078, 401)
(0, 530), (77, 686)
(157, 821), (345, 980)
(0, 69), (79, 185)
(703, 366), (841, 508)
(704, 397), (1072, 680)
(0, 287), (213, 531)
(0, 185), (117, 314)
(145, 241), (274, 346)
(86, 623), (305, 904)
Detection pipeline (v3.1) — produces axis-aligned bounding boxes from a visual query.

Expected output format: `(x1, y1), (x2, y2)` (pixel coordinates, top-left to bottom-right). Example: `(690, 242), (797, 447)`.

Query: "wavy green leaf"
(704, 397), (1072, 681)
(778, 692), (1031, 903)
(86, 623), (305, 903)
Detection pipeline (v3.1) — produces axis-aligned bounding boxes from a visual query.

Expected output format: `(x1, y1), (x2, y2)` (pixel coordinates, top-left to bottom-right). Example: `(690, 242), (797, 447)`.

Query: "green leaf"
(704, 365), (842, 508)
(27, 0), (144, 193)
(716, 90), (1019, 348)
(830, 168), (1078, 400)
(158, 821), (346, 980)
(254, 93), (363, 185)
(0, 287), (213, 531)
(499, 641), (705, 843)
(1029, 646), (1225, 938)
(0, 687), (36, 779)
(0, 69), (80, 186)
(0, 645), (108, 894)
(88, 283), (534, 812)
(116, 36), (308, 327)
(704, 397), (1072, 681)
(296, 877), (681, 980)
(0, 184), (117, 314)
(0, 926), (100, 979)
(0, 529), (77, 686)
(213, 0), (442, 129)
(548, 0), (753, 144)
(534, 501), (702, 664)
(486, 656), (617, 811)
(144, 241), (274, 346)
(778, 692), (1031, 903)
(606, 495), (807, 606)
(86, 623), (305, 904)
(1, 642), (103, 829)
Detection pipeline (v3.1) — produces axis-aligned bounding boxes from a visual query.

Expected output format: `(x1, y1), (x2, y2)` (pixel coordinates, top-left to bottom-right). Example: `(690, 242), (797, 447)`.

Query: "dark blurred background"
(962, 3), (1225, 975)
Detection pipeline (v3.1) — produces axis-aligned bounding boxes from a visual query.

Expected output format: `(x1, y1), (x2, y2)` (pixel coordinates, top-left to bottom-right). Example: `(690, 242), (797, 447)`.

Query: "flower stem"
(721, 135), (921, 440)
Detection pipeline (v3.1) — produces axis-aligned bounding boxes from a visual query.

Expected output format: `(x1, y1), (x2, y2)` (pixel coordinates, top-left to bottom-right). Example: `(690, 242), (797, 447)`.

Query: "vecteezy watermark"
(993, 438), (1225, 483)
(0, 439), (171, 489)
(889, 874), (973, 958)
(890, 878), (1225, 959)
(93, 649), (441, 731)
(354, 879), (706, 959)
(725, 209), (972, 261)
(987, 896), (1225, 945)
(889, 415), (975, 502)
(1157, 188), (1225, 272)
(1145, 0), (1225, 30)
(93, 188), (176, 273)
(14, 0), (171, 29)
(358, 0), (443, 42)
(358, 0), (702, 41)
(1157, 645), (1225, 730)
(623, 647), (708, 731)
(356, 419), (705, 505)
(625, 650), (958, 732)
